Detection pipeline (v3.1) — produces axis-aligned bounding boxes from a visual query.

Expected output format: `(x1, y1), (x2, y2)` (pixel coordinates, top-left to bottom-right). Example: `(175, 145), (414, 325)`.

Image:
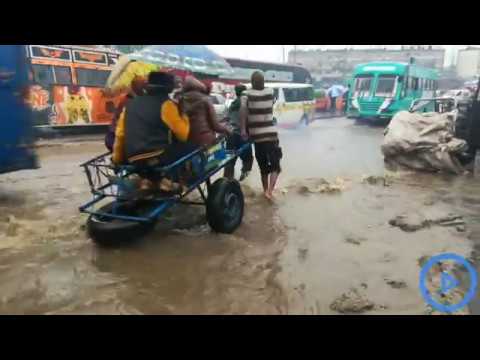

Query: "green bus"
(347, 60), (439, 120)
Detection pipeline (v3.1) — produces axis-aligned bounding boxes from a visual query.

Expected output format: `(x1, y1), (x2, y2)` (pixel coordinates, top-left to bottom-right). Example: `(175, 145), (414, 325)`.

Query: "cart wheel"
(206, 178), (244, 233)
(87, 202), (154, 247)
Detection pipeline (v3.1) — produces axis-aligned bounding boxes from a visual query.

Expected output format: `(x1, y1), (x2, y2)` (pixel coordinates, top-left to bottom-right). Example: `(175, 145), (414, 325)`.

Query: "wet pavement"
(1, 117), (479, 314)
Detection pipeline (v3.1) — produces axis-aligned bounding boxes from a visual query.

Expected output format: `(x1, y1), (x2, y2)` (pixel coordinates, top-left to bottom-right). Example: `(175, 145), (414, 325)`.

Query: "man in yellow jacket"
(112, 71), (194, 193)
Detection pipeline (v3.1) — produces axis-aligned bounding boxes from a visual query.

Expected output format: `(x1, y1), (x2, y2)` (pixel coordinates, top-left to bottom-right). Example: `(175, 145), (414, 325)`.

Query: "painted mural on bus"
(24, 45), (123, 126)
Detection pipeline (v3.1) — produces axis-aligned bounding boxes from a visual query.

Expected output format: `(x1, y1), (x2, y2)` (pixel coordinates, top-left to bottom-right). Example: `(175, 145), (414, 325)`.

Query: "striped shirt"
(242, 87), (278, 143)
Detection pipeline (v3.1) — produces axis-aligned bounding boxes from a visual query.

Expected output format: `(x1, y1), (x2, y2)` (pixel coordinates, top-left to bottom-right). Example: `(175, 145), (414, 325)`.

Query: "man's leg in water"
(268, 171), (279, 199)
(266, 141), (282, 200)
(261, 173), (269, 196)
(255, 142), (270, 197)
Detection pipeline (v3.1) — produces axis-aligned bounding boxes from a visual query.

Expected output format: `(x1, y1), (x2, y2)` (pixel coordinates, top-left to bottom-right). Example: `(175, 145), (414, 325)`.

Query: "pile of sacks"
(382, 111), (467, 174)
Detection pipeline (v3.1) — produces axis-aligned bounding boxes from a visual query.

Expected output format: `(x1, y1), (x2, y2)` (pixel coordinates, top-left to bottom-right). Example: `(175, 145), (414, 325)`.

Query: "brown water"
(1, 118), (479, 315)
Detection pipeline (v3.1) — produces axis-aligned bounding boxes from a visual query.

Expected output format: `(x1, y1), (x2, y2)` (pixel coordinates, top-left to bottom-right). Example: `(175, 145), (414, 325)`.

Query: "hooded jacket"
(180, 77), (229, 146)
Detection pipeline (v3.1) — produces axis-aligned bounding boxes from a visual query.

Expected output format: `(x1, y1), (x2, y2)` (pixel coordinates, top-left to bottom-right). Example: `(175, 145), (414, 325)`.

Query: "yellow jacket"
(112, 99), (190, 165)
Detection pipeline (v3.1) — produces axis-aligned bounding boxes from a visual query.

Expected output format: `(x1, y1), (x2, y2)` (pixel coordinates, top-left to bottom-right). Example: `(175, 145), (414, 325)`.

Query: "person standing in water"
(240, 71), (282, 201)
(224, 84), (253, 181)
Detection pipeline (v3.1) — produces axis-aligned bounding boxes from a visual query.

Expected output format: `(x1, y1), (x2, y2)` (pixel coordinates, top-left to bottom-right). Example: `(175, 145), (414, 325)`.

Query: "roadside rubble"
(345, 236), (367, 246)
(287, 177), (347, 195)
(330, 287), (378, 314)
(389, 214), (465, 232)
(382, 111), (468, 175)
(361, 175), (393, 186)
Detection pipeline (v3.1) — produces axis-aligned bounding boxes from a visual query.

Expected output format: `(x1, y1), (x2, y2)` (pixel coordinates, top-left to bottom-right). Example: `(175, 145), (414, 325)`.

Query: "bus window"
(304, 87), (314, 101)
(282, 87), (314, 103)
(412, 78), (419, 91)
(32, 64), (55, 86)
(32, 64), (73, 86)
(53, 66), (72, 85)
(283, 88), (297, 102)
(354, 75), (372, 97)
(375, 75), (396, 97)
(76, 68), (111, 87)
(297, 87), (313, 101)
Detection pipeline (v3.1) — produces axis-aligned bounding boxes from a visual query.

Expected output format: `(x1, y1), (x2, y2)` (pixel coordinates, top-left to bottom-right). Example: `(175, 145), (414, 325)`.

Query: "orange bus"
(25, 45), (123, 127)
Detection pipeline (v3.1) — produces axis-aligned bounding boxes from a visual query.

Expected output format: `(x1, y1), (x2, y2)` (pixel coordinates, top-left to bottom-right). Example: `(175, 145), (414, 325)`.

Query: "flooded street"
(1, 117), (479, 314)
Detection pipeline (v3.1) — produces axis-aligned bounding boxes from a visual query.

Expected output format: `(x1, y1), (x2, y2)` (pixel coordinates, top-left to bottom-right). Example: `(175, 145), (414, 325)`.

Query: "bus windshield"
(354, 75), (373, 97)
(375, 75), (397, 97)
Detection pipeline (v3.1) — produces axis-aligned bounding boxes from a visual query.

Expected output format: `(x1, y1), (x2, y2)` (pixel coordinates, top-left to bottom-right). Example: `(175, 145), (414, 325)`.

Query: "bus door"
(0, 45), (37, 174)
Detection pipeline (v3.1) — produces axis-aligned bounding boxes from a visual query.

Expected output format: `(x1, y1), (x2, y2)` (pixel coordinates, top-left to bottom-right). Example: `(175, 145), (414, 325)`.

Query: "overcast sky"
(208, 45), (474, 67)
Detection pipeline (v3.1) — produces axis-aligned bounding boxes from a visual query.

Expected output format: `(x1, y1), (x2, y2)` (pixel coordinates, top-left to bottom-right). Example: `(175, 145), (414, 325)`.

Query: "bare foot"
(264, 192), (275, 202)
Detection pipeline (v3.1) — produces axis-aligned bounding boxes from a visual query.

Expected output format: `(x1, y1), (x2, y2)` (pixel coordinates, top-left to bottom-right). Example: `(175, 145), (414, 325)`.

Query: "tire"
(206, 178), (244, 233)
(87, 201), (154, 247)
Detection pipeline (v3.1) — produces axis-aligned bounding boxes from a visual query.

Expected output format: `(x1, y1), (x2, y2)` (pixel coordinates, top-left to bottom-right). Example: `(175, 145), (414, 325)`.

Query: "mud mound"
(345, 235), (367, 246)
(330, 288), (375, 314)
(241, 184), (257, 199)
(286, 177), (347, 195)
(389, 214), (465, 232)
(384, 278), (407, 289)
(361, 175), (393, 186)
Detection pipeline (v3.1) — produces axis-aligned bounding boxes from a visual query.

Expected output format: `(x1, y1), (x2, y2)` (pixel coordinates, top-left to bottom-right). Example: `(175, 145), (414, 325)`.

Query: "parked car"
(209, 93), (228, 120)
(441, 89), (472, 105)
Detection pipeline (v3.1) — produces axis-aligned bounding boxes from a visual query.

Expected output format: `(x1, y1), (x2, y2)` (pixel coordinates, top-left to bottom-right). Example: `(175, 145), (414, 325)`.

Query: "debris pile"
(389, 214), (465, 232)
(295, 177), (346, 195)
(330, 287), (376, 314)
(382, 111), (467, 174)
(361, 175), (392, 186)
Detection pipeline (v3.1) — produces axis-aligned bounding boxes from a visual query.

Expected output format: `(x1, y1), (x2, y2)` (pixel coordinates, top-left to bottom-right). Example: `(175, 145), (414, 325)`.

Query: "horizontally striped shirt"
(242, 87), (278, 143)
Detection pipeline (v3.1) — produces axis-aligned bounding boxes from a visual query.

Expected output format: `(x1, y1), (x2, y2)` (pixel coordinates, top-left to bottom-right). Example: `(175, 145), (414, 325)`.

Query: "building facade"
(288, 47), (445, 86)
(456, 47), (480, 79)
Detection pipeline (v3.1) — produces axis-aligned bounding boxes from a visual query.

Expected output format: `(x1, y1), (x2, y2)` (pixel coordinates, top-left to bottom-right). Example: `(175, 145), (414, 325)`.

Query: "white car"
(209, 93), (228, 120)
(441, 89), (472, 104)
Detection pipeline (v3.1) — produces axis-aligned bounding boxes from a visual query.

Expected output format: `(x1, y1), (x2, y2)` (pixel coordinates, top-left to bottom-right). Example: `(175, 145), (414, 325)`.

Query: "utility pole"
(282, 46), (285, 63)
(294, 45), (297, 64)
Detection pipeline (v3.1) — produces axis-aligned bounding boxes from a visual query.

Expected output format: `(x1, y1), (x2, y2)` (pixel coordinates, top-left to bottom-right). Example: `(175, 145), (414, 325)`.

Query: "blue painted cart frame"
(79, 139), (251, 224)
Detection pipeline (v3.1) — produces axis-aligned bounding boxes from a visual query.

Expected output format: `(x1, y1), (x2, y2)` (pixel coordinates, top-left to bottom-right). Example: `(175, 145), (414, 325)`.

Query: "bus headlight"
(351, 98), (360, 110)
(378, 98), (393, 113)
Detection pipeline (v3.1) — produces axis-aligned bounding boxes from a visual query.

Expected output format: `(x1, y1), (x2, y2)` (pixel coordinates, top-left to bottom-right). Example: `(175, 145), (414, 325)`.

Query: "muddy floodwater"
(1, 117), (480, 315)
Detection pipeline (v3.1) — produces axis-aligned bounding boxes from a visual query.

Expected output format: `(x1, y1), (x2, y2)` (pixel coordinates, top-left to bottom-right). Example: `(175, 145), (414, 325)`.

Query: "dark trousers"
(132, 142), (197, 181)
(224, 133), (253, 178)
(330, 96), (337, 113)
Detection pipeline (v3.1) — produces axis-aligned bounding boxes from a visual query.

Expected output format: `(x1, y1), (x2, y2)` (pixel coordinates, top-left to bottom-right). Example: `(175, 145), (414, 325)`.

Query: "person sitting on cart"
(179, 76), (232, 147)
(112, 71), (195, 195)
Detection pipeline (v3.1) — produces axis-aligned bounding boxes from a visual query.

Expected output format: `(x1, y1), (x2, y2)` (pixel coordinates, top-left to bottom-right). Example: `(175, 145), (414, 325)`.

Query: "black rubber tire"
(87, 202), (154, 247)
(206, 178), (244, 233)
